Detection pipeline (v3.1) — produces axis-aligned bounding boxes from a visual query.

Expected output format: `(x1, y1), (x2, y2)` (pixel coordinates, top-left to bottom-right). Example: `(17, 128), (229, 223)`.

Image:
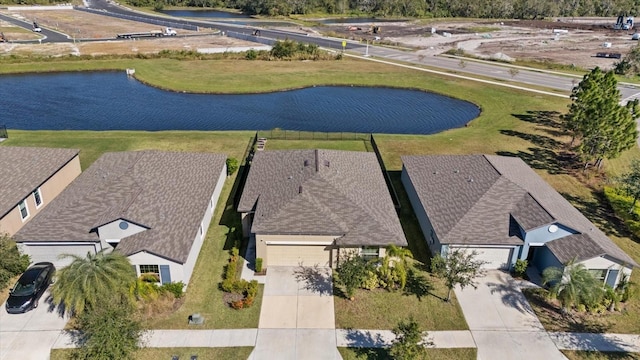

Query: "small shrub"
(255, 257), (263, 273)
(243, 296), (254, 307)
(247, 280), (258, 298)
(245, 49), (257, 60)
(221, 279), (235, 293)
(230, 247), (240, 263)
(226, 158), (239, 176)
(361, 270), (379, 290)
(514, 259), (528, 278)
(231, 299), (244, 309)
(224, 263), (237, 281)
(132, 279), (160, 301)
(160, 281), (185, 298)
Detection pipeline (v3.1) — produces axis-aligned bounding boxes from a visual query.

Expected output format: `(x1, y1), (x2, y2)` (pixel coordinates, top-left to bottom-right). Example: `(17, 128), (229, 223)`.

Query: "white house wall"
(578, 256), (632, 274)
(128, 251), (183, 283)
(181, 164), (227, 287)
(401, 167), (441, 254)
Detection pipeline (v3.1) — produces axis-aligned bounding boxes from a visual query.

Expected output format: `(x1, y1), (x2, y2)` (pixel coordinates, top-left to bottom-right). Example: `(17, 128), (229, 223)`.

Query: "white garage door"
(455, 247), (513, 270)
(22, 244), (98, 269)
(267, 245), (331, 267)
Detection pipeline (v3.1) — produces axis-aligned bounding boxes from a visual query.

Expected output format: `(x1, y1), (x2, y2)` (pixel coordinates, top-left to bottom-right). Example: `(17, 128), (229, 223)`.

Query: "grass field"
(561, 350), (640, 360)
(3, 55), (640, 333)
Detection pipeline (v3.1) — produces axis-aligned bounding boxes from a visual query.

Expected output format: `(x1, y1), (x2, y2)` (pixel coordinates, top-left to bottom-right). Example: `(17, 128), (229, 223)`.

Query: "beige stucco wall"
(0, 155), (81, 236)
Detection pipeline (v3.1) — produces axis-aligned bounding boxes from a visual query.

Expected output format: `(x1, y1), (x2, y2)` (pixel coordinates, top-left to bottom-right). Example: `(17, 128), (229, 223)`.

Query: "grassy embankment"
(2, 56), (639, 334)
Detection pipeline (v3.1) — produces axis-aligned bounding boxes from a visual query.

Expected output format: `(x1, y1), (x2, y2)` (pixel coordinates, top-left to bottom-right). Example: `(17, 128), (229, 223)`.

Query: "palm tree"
(52, 249), (136, 316)
(383, 245), (414, 291)
(542, 259), (603, 313)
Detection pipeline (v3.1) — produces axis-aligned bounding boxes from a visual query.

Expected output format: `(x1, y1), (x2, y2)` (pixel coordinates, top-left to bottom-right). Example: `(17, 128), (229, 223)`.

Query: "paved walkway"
(249, 266), (341, 360)
(455, 270), (567, 360)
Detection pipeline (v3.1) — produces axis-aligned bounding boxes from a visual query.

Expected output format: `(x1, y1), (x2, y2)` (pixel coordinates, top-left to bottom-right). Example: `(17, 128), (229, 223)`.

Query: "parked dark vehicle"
(5, 262), (55, 314)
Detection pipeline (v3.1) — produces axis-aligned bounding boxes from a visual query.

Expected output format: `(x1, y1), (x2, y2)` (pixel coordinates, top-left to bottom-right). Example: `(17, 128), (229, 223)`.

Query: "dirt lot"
(318, 17), (639, 70)
(0, 9), (256, 56)
(0, 9), (637, 70)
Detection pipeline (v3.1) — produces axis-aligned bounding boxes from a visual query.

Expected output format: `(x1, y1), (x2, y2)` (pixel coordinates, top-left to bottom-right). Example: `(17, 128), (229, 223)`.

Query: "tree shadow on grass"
(560, 191), (633, 240)
(344, 347), (391, 360)
(403, 268), (436, 302)
(496, 147), (572, 176)
(512, 110), (563, 130)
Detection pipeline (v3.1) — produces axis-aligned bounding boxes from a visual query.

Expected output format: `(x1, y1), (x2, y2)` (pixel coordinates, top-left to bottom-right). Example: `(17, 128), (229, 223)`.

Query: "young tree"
(617, 158), (640, 213)
(389, 316), (429, 359)
(562, 67), (639, 169)
(334, 254), (369, 299)
(431, 248), (486, 302)
(72, 299), (144, 360)
(542, 259), (603, 313)
(52, 250), (136, 315)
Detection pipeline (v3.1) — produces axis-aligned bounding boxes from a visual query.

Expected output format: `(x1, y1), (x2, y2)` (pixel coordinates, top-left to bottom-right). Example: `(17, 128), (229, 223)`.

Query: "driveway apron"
(454, 270), (566, 360)
(250, 266), (341, 360)
(0, 293), (68, 360)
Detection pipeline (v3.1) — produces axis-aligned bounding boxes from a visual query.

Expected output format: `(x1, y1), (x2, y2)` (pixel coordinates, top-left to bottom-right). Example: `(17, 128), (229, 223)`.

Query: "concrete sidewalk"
(550, 333), (640, 353)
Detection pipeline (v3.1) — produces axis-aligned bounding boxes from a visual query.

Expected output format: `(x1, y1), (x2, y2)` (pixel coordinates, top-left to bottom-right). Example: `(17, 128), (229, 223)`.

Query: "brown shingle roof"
(0, 146), (79, 217)
(402, 154), (637, 267)
(238, 149), (407, 247)
(14, 151), (227, 264)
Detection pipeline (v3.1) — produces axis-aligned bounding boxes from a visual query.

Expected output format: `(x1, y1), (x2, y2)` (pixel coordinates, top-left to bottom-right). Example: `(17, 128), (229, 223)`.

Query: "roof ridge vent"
(299, 185), (303, 194)
(467, 176), (474, 183)
(304, 159), (310, 167)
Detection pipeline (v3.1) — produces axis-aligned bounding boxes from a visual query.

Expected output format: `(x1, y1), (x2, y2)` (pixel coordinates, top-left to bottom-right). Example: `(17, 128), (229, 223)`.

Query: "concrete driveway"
(250, 266), (341, 360)
(454, 271), (566, 360)
(0, 292), (68, 360)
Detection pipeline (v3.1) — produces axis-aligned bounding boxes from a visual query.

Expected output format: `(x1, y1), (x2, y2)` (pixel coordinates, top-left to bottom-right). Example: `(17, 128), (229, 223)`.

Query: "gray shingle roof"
(402, 154), (637, 267)
(15, 151), (227, 264)
(0, 146), (79, 217)
(238, 149), (407, 247)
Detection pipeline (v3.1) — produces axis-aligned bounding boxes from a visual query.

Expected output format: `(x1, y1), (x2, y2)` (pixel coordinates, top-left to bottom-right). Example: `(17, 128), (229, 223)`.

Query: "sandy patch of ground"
(0, 9), (257, 56)
(319, 19), (637, 70)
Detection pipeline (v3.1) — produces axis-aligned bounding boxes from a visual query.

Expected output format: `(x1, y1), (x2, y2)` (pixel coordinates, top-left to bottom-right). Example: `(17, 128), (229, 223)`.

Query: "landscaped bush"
(140, 272), (160, 283)
(603, 186), (640, 238)
(226, 158), (239, 176)
(0, 234), (30, 290)
(219, 247), (258, 310)
(160, 281), (185, 299)
(514, 259), (528, 278)
(255, 257), (263, 273)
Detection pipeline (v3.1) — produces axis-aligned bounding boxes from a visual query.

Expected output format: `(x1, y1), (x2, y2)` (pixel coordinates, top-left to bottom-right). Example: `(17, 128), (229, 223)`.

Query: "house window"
(589, 269), (607, 283)
(18, 200), (29, 220)
(139, 265), (160, 282)
(361, 246), (379, 261)
(33, 188), (43, 208)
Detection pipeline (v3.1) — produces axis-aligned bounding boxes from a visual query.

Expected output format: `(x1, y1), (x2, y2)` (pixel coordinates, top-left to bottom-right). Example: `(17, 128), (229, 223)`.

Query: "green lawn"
(50, 347), (253, 360)
(561, 351), (640, 360)
(334, 272), (467, 330)
(338, 347), (477, 360)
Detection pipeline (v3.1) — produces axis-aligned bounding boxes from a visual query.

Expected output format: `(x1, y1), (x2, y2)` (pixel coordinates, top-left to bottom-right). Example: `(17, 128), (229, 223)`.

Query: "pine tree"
(563, 67), (639, 169)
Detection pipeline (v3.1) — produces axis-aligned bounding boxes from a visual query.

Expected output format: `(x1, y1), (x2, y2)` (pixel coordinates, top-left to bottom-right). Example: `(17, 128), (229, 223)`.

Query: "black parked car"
(5, 262), (55, 314)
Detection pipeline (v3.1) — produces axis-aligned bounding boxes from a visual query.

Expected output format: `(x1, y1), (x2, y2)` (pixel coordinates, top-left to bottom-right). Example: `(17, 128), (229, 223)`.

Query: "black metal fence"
(0, 125), (7, 139)
(256, 129), (371, 141)
(74, 7), (199, 31)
